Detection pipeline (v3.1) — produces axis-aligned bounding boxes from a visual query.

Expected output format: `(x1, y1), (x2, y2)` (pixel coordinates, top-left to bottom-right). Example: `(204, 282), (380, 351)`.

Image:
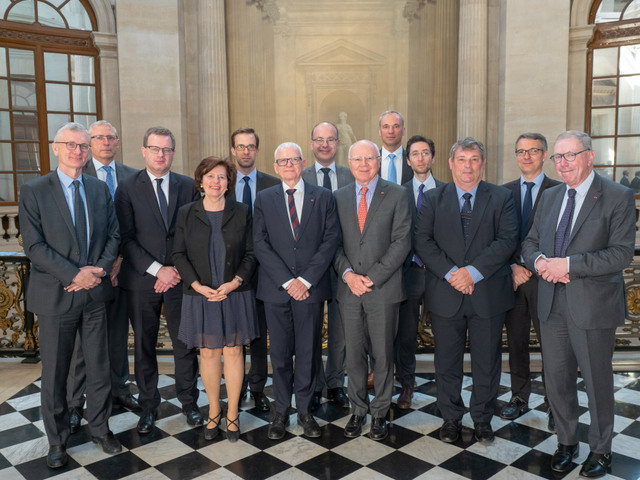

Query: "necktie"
(358, 186), (368, 233)
(321, 167), (332, 190)
(461, 192), (472, 243)
(242, 176), (252, 214)
(521, 181), (534, 240)
(414, 184), (426, 267)
(554, 188), (576, 257)
(387, 153), (397, 184)
(156, 178), (169, 230)
(286, 189), (299, 240)
(101, 165), (115, 199)
(72, 180), (88, 266)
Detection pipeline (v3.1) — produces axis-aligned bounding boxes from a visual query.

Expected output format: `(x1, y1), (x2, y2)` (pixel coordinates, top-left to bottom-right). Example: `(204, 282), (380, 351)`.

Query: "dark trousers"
(504, 273), (544, 402)
(67, 285), (131, 407)
(243, 299), (268, 393)
(264, 300), (322, 415)
(127, 286), (199, 410)
(431, 296), (505, 423)
(395, 264), (426, 388)
(38, 293), (111, 446)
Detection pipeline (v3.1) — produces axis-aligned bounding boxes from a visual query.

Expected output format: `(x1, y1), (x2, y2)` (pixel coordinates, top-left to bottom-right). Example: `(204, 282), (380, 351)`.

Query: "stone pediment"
(296, 39), (385, 67)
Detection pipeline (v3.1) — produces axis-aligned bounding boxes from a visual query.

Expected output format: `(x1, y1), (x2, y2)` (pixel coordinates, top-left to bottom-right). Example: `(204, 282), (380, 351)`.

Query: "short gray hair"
(555, 130), (592, 150)
(515, 132), (547, 152)
(274, 142), (303, 161)
(449, 137), (486, 161)
(89, 120), (118, 138)
(53, 122), (89, 142)
(378, 110), (405, 127)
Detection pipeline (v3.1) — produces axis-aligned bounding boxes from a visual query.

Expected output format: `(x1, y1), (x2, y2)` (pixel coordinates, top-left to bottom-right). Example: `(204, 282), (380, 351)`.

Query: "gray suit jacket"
(522, 173), (636, 329)
(83, 159), (138, 186)
(333, 177), (412, 304)
(301, 163), (354, 190)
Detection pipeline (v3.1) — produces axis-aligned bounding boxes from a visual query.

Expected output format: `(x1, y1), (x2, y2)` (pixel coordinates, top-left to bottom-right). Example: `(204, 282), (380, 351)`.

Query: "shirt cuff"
(465, 266), (484, 283)
(342, 268), (354, 282)
(147, 261), (162, 277)
(298, 277), (311, 289)
(445, 266), (458, 281)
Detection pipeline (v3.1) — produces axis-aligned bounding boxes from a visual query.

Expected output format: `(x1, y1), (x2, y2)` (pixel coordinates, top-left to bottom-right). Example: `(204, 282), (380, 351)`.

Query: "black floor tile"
(242, 423), (296, 450)
(84, 451), (150, 480)
(156, 450), (221, 480)
(0, 452), (10, 470)
(379, 423), (423, 449)
(368, 450), (434, 479)
(512, 448), (573, 479)
(438, 450), (506, 480)
(610, 451), (640, 480)
(15, 454), (82, 480)
(0, 402), (15, 415)
(494, 421), (553, 448)
(614, 399), (640, 419)
(305, 423), (354, 450)
(312, 402), (351, 423)
(225, 451), (290, 480)
(116, 426), (170, 450)
(296, 450), (361, 480)
(620, 419), (640, 438)
(11, 383), (41, 398)
(19, 405), (43, 422)
(0, 423), (44, 449)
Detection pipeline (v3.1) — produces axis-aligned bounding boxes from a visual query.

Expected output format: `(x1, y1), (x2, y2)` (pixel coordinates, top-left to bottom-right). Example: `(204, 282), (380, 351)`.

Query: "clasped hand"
(536, 257), (570, 284)
(344, 271), (373, 297)
(66, 266), (104, 291)
(448, 267), (474, 295)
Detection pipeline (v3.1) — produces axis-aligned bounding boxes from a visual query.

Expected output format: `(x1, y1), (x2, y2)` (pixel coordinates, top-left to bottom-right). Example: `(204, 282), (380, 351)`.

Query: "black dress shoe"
(92, 431), (122, 454)
(474, 422), (495, 443)
(344, 414), (366, 438)
(113, 393), (142, 412)
(500, 396), (529, 420)
(369, 417), (388, 441)
(440, 419), (461, 443)
(297, 413), (321, 438)
(327, 387), (349, 408)
(46, 445), (68, 469)
(137, 409), (157, 434)
(183, 404), (203, 426)
(309, 392), (322, 411)
(251, 391), (271, 412)
(268, 412), (290, 440)
(551, 443), (579, 473)
(204, 411), (222, 441)
(580, 452), (611, 478)
(69, 407), (82, 434)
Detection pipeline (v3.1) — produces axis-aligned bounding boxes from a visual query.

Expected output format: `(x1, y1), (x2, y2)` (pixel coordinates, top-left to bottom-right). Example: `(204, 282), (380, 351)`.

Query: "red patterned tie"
(358, 186), (368, 233)
(286, 189), (299, 240)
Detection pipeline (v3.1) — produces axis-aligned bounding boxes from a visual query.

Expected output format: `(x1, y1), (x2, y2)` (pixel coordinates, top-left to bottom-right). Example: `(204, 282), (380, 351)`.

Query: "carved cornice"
(0, 27), (91, 47)
(247, 0), (280, 24)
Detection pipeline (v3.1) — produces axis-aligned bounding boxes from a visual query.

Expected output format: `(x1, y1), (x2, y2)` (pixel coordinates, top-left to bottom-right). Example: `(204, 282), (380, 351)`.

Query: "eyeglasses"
(275, 157), (303, 166)
(91, 135), (118, 142)
(312, 137), (338, 145)
(235, 144), (257, 152)
(53, 141), (90, 152)
(516, 148), (543, 157)
(549, 149), (590, 164)
(349, 155), (380, 164)
(409, 151), (432, 159)
(145, 145), (175, 155)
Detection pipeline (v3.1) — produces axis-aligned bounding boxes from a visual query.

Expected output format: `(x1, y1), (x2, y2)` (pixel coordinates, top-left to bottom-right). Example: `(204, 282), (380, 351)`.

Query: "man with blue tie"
(379, 111), (412, 185)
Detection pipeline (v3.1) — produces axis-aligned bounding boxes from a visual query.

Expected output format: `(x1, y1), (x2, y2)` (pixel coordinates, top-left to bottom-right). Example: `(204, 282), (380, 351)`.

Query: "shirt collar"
(356, 175), (379, 194)
(146, 169), (170, 183)
(238, 168), (257, 183)
(57, 168), (82, 189)
(568, 170), (595, 197)
(520, 171), (544, 188)
(281, 178), (304, 193)
(381, 146), (403, 159)
(455, 183), (479, 200)
(314, 161), (336, 174)
(92, 158), (114, 173)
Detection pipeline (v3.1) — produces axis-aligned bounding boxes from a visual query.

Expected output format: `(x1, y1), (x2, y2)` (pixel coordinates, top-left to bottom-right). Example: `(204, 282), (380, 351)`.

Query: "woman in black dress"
(173, 157), (258, 442)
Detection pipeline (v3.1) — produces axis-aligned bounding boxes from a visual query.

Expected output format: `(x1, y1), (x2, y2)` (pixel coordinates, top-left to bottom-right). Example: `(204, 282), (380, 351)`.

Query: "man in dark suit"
(620, 169), (630, 187)
(396, 135), (444, 410)
(500, 133), (560, 430)
(115, 126), (202, 434)
(67, 121), (139, 434)
(414, 137), (518, 444)
(630, 170), (640, 193)
(379, 110), (412, 185)
(522, 131), (635, 478)
(334, 139), (412, 441)
(302, 121), (354, 409)
(253, 142), (339, 440)
(231, 127), (280, 412)
(19, 122), (122, 468)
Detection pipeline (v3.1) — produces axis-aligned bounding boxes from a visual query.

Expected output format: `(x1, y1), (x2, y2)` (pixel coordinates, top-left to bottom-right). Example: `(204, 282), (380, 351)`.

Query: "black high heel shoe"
(204, 410), (222, 441)
(226, 416), (240, 443)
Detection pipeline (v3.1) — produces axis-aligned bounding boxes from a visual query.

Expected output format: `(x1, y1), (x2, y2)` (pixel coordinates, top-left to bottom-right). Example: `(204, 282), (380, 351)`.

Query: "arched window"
(0, 0), (99, 204)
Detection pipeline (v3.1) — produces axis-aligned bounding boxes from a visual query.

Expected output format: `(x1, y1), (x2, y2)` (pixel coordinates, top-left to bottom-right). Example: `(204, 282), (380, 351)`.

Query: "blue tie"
(101, 165), (115, 198)
(555, 189), (576, 257)
(387, 153), (397, 183)
(242, 176), (252, 214)
(72, 180), (88, 266)
(156, 178), (168, 230)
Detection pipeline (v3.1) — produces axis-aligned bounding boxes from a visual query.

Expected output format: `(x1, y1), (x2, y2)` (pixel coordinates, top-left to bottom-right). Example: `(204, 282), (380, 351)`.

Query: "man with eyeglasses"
(395, 135), (444, 410)
(115, 126), (202, 435)
(522, 131), (635, 478)
(65, 121), (140, 435)
(378, 110), (412, 185)
(230, 127), (279, 412)
(334, 140), (411, 441)
(302, 122), (354, 410)
(19, 122), (121, 468)
(500, 133), (560, 430)
(253, 142), (339, 440)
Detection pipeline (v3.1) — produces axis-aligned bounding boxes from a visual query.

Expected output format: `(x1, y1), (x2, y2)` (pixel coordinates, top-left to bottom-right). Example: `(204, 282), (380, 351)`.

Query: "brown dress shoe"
(396, 386), (413, 409)
(367, 372), (374, 388)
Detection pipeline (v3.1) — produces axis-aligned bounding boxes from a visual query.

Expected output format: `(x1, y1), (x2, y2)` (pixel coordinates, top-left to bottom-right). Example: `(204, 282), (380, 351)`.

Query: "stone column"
(457, 0), (488, 142)
(568, 25), (595, 131)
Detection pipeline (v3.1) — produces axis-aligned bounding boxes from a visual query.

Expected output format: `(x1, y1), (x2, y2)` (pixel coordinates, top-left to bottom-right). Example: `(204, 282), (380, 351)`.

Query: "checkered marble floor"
(1, 372), (640, 480)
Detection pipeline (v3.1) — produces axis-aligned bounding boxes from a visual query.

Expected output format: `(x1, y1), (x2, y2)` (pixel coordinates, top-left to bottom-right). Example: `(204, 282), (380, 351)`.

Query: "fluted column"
(457, 0), (488, 142)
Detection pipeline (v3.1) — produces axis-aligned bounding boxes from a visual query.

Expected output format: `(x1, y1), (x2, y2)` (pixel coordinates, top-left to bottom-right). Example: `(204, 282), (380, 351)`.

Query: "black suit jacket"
(114, 169), (200, 291)
(414, 181), (519, 318)
(172, 197), (256, 295)
(20, 172), (120, 314)
(255, 170), (280, 192)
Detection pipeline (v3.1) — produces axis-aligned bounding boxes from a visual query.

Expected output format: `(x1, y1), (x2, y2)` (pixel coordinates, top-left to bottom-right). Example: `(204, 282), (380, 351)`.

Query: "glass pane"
(593, 48), (618, 77)
(9, 48), (34, 80)
(61, 0), (92, 30)
(73, 114), (96, 128)
(70, 55), (94, 83)
(595, 0), (627, 23)
(0, 111), (9, 140)
(591, 108), (616, 136)
(0, 143), (11, 170)
(44, 52), (68, 82)
(0, 1), (11, 18)
(17, 173), (40, 200)
(617, 136), (640, 165)
(594, 166), (614, 181)
(47, 0), (67, 7)
(0, 173), (14, 202)
(46, 83), (70, 111)
(15, 143), (40, 171)
(13, 111), (38, 140)
(592, 137), (615, 165)
(38, 2), (65, 27)
(47, 113), (70, 141)
(619, 75), (640, 104)
(0, 79), (8, 108)
(72, 85), (95, 113)
(623, 0), (640, 19)
(592, 78), (617, 106)
(620, 45), (640, 75)
(0, 47), (6, 77)
(48, 144), (58, 169)
(11, 80), (36, 109)
(6, 0), (35, 24)
(618, 106), (640, 134)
